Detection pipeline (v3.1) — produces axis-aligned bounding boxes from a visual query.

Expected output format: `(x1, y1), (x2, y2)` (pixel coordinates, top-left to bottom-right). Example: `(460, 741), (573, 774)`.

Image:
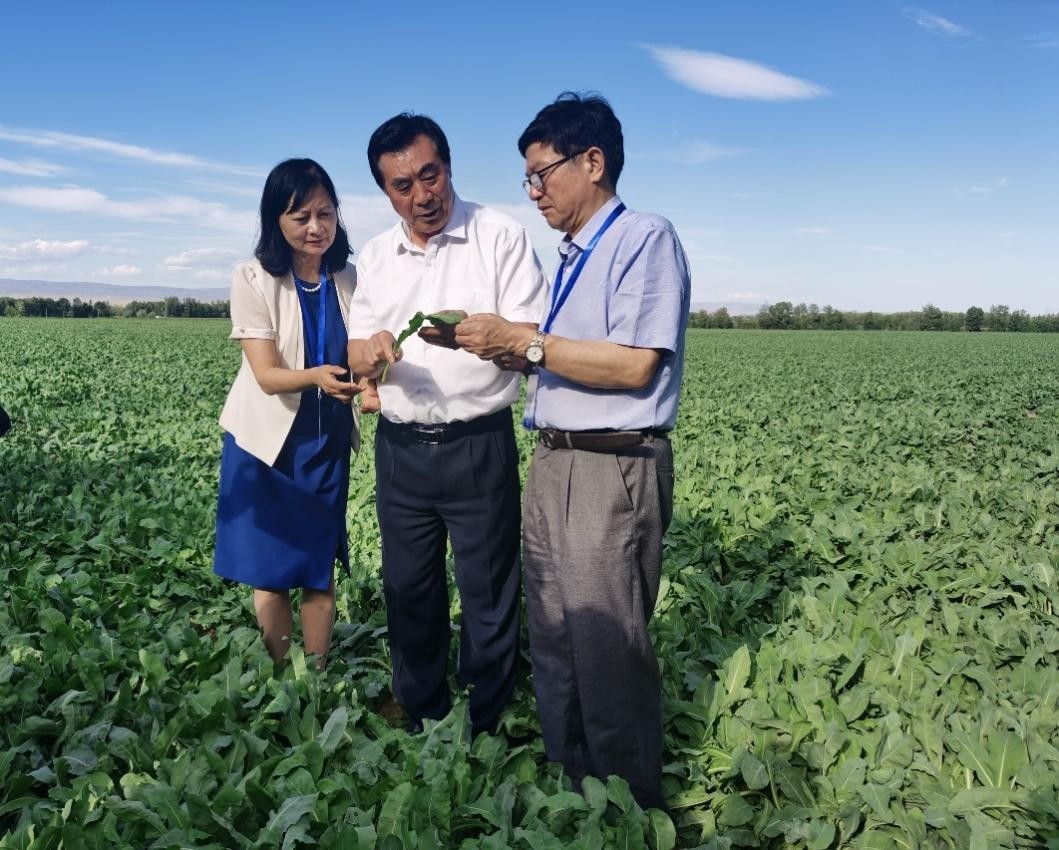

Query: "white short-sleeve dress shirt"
(347, 195), (547, 424)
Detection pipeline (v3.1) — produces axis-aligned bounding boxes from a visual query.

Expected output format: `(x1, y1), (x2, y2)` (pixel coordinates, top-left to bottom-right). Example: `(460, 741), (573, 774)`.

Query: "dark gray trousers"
(375, 411), (521, 736)
(523, 436), (674, 810)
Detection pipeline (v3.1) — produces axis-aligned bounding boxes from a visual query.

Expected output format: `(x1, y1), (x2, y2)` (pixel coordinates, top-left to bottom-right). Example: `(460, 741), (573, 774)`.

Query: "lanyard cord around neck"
(541, 202), (625, 334)
(293, 265), (329, 435)
(293, 264), (329, 369)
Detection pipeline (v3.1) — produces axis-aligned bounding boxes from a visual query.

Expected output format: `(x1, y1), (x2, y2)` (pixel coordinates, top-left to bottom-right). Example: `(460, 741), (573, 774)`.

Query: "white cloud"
(712, 291), (765, 303)
(192, 269), (230, 281)
(954, 177), (1009, 197)
(185, 177), (264, 199)
(0, 262), (70, 277)
(483, 202), (562, 260)
(0, 157), (68, 177)
(863, 245), (903, 254)
(0, 185), (256, 233)
(337, 193), (403, 247)
(731, 192), (753, 199)
(100, 264), (142, 276)
(906, 8), (977, 38)
(0, 239), (90, 260)
(650, 140), (745, 164)
(796, 226), (832, 236)
(0, 126), (262, 176)
(641, 45), (829, 100)
(1025, 32), (1059, 49)
(162, 247), (240, 269)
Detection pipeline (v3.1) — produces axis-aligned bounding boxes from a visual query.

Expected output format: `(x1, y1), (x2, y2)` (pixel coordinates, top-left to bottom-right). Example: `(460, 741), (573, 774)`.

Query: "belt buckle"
(412, 424), (446, 445)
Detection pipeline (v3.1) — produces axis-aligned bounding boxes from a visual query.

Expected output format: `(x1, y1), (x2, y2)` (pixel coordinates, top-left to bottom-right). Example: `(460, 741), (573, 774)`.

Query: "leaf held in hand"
(427, 310), (465, 326)
(381, 311), (465, 381)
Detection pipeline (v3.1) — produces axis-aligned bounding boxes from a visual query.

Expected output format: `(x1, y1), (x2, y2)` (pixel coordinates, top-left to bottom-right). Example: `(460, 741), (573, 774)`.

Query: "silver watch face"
(526, 343), (544, 364)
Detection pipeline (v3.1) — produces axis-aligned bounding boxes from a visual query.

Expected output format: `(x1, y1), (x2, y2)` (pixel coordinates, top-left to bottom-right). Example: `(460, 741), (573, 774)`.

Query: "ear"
(582, 146), (607, 185)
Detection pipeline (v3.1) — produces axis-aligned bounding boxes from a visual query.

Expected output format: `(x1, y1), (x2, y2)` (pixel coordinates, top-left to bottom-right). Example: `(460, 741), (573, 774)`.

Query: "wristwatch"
(525, 331), (546, 366)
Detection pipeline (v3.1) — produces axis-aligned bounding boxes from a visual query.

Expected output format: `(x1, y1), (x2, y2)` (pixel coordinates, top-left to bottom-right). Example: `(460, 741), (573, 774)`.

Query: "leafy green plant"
(1, 321), (1057, 847)
(380, 311), (465, 382)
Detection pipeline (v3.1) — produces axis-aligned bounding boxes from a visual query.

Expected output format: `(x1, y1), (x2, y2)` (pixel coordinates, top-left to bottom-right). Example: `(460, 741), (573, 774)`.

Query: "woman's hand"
(313, 365), (360, 404)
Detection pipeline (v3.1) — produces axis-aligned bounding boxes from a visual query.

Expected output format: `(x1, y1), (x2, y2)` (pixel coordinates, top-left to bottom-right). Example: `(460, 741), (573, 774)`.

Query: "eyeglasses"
(522, 151), (584, 195)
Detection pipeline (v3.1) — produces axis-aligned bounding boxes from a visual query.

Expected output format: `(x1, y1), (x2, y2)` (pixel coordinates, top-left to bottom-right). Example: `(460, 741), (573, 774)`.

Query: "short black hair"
(254, 158), (352, 277)
(367, 112), (451, 189)
(518, 92), (624, 188)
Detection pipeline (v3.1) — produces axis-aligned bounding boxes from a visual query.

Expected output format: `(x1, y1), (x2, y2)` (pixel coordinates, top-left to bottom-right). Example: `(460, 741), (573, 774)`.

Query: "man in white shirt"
(347, 113), (546, 737)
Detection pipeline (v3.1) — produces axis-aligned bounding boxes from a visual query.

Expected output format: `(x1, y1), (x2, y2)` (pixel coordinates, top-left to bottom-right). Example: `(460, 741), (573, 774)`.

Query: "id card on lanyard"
(294, 265), (329, 435)
(523, 203), (625, 430)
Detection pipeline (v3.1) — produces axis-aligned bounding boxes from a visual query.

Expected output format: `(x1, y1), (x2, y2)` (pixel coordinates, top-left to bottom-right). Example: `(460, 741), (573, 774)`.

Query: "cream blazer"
(219, 258), (358, 466)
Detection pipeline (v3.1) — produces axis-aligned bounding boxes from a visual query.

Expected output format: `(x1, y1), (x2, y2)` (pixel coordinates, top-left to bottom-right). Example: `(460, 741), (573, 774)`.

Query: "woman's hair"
(254, 158), (352, 277)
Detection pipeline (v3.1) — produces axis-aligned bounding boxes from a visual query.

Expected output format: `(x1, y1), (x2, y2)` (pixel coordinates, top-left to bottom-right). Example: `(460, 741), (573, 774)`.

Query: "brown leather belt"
(538, 428), (669, 452)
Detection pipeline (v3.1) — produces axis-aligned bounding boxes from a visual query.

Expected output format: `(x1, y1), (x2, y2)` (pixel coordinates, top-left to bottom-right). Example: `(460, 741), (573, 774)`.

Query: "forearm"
(538, 335), (660, 390)
(455, 316), (659, 389)
(252, 365), (319, 395)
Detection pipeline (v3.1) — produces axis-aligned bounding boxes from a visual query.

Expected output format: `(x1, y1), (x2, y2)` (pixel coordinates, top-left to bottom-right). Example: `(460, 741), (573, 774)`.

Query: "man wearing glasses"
(455, 92), (691, 810)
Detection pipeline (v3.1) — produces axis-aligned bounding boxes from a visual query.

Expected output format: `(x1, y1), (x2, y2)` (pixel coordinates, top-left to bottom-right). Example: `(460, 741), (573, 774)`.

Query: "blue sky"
(0, 1), (1055, 312)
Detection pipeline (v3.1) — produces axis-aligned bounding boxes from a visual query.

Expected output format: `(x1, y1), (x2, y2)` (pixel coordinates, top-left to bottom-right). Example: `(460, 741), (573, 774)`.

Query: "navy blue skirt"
(214, 281), (354, 591)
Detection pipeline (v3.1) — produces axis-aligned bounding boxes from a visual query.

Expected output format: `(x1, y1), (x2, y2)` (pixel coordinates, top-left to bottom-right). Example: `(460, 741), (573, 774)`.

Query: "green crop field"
(1, 319), (1057, 849)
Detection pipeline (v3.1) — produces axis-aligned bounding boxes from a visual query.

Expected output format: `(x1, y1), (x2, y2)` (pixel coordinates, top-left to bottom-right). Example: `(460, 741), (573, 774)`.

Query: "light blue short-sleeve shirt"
(527, 196), (691, 431)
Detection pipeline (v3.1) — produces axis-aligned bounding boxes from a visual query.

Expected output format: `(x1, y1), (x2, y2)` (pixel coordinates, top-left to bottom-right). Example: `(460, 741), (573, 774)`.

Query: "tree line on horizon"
(691, 302), (1059, 333)
(0, 296), (229, 319)
(2, 295), (1056, 333)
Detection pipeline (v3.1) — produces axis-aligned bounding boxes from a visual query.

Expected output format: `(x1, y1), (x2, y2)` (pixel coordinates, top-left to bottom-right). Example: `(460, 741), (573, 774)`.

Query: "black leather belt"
(381, 408), (510, 445)
(538, 428), (669, 452)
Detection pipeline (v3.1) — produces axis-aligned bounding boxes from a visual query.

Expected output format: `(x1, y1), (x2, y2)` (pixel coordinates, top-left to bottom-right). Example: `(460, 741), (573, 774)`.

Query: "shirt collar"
(558, 194), (624, 260)
(393, 193), (469, 255)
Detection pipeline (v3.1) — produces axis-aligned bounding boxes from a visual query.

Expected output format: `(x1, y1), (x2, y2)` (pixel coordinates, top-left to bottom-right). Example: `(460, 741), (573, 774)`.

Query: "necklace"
(293, 274), (322, 293)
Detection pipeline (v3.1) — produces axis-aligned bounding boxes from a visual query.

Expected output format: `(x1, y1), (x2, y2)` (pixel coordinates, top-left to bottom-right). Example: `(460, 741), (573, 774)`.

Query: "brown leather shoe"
(371, 689), (410, 728)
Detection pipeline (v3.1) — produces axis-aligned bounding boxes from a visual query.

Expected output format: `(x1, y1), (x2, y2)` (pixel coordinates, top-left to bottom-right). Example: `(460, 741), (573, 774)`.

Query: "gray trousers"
(523, 436), (674, 810)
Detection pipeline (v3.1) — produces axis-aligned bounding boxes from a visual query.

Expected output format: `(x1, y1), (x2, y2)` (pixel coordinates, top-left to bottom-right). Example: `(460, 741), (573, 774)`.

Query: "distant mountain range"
(2, 278), (763, 315)
(0, 278), (228, 306)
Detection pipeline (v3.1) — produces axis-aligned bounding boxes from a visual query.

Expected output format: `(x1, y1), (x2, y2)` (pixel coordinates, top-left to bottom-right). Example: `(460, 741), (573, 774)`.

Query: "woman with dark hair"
(214, 158), (360, 668)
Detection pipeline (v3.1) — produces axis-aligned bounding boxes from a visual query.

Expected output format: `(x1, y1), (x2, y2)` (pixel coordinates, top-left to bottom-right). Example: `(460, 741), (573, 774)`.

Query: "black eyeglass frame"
(521, 151), (585, 195)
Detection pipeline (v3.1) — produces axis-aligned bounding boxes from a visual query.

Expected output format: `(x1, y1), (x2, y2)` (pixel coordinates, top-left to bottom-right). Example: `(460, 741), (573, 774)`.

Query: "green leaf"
(426, 311), (464, 326)
(265, 793), (318, 834)
(717, 794), (754, 827)
(859, 783), (893, 821)
(318, 706), (348, 755)
(721, 645), (751, 708)
(606, 776), (638, 816)
(646, 809), (676, 850)
(807, 820), (836, 850)
(378, 782), (415, 840)
(381, 312), (428, 381)
(580, 775), (608, 819)
(740, 752), (770, 790)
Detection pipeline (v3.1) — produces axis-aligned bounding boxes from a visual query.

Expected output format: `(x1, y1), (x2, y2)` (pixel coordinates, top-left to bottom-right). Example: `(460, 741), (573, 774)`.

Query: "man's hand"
(454, 314), (536, 361)
(492, 353), (531, 373)
(357, 377), (381, 413)
(418, 309), (467, 349)
(355, 330), (400, 378)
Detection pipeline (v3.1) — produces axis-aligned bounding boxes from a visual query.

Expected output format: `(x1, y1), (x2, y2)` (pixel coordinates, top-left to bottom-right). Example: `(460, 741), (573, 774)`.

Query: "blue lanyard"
(293, 265), (328, 369)
(542, 202), (625, 333)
